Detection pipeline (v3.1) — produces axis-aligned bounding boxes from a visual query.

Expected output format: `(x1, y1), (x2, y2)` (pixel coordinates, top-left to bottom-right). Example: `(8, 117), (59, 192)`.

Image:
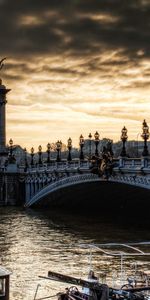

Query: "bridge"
(1, 156), (150, 208)
(24, 157), (150, 208)
(0, 79), (150, 212)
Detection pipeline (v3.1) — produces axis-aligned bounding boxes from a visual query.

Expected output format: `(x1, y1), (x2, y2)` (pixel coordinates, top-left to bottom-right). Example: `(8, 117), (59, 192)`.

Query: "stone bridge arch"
(25, 172), (150, 208)
(25, 173), (100, 207)
(23, 157), (150, 209)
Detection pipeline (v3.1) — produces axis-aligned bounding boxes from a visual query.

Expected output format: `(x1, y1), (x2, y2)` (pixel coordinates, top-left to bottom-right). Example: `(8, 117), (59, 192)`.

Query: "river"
(0, 207), (150, 300)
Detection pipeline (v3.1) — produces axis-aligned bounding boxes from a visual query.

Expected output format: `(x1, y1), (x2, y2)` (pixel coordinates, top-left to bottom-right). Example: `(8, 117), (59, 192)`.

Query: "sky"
(0, 0), (150, 151)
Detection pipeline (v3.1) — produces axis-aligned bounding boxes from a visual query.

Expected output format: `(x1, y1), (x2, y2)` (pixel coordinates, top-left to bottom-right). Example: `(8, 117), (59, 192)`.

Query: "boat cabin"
(0, 267), (11, 300)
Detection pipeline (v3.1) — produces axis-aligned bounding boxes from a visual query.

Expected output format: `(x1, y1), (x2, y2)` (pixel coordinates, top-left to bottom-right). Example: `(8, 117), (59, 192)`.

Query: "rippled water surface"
(0, 207), (150, 300)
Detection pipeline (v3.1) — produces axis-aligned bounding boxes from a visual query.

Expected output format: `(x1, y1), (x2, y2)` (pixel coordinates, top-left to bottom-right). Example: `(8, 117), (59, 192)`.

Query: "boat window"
(0, 279), (5, 296)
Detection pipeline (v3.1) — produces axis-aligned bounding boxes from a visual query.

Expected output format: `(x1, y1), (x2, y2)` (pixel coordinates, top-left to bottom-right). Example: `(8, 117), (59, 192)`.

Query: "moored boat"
(39, 243), (150, 300)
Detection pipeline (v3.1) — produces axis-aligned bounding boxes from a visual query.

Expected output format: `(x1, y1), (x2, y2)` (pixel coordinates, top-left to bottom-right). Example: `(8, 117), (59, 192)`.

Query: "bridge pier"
(0, 170), (19, 205)
(0, 163), (25, 205)
(0, 169), (7, 205)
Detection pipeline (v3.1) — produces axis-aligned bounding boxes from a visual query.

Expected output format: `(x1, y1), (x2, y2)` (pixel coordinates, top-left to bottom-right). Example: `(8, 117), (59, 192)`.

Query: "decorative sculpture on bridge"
(91, 140), (114, 179)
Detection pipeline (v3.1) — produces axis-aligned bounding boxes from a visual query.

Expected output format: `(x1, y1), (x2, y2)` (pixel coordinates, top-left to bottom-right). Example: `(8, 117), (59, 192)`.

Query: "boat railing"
(79, 242), (150, 288)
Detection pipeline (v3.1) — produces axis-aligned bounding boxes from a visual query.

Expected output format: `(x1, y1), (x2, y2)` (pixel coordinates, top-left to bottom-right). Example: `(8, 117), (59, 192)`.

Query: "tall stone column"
(0, 79), (10, 155)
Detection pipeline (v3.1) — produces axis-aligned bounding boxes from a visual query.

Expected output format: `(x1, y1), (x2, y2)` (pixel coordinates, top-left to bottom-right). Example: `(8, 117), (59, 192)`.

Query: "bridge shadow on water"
(32, 181), (150, 228)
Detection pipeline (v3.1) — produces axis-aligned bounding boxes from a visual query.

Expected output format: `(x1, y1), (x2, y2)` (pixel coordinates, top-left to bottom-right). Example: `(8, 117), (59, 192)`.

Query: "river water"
(0, 207), (150, 300)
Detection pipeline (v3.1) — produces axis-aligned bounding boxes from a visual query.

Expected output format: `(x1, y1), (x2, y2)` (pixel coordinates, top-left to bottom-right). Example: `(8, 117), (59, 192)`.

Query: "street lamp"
(47, 143), (51, 164)
(9, 138), (13, 157)
(79, 134), (84, 160)
(141, 119), (149, 156)
(30, 147), (34, 166)
(8, 138), (16, 163)
(56, 140), (62, 162)
(67, 137), (72, 161)
(38, 145), (42, 165)
(94, 131), (100, 157)
(88, 133), (92, 159)
(120, 126), (128, 157)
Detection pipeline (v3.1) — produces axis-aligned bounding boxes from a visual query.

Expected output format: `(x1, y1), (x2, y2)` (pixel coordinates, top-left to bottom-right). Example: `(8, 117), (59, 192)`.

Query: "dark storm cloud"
(3, 62), (34, 73)
(3, 74), (24, 81)
(41, 65), (87, 76)
(124, 80), (150, 89)
(0, 0), (150, 61)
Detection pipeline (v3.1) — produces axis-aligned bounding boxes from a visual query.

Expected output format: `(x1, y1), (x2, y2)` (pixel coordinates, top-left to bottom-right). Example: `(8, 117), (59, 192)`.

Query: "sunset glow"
(1, 0), (150, 150)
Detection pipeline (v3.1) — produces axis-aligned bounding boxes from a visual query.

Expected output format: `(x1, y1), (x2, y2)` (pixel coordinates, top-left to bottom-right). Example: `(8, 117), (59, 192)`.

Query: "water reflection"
(0, 207), (149, 300)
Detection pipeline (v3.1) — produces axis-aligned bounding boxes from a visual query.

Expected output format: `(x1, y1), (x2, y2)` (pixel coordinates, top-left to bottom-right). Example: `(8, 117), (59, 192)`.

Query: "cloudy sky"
(0, 0), (150, 150)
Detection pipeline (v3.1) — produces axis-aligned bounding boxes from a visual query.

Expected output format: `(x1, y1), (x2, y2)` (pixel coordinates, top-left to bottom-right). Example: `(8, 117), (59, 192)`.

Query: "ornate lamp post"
(8, 138), (15, 163)
(24, 147), (28, 169)
(9, 138), (13, 157)
(94, 131), (100, 157)
(141, 119), (149, 156)
(47, 143), (51, 164)
(67, 137), (72, 161)
(56, 140), (62, 162)
(30, 147), (34, 166)
(79, 134), (84, 160)
(38, 145), (42, 165)
(88, 133), (92, 159)
(120, 126), (128, 157)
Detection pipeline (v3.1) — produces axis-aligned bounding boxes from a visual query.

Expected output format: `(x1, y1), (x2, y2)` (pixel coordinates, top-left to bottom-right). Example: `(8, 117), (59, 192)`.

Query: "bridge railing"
(17, 157), (150, 175)
(23, 159), (91, 173)
(118, 157), (150, 169)
(118, 158), (141, 168)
